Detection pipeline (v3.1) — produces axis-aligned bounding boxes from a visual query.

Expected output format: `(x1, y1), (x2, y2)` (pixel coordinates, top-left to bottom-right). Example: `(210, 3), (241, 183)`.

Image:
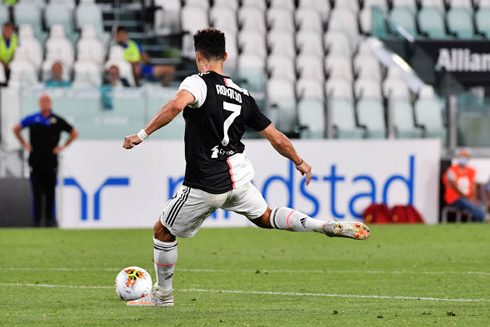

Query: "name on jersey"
(216, 85), (242, 103)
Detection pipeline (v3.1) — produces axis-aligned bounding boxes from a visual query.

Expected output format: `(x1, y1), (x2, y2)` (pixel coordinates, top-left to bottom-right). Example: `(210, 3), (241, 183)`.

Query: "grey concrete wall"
(0, 178), (32, 227)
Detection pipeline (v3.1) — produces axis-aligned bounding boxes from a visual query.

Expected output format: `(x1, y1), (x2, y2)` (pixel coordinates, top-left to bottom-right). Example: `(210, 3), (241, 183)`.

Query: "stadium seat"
(296, 77), (324, 99)
(76, 3), (110, 46)
(325, 79), (353, 100)
(181, 6), (209, 58)
(325, 55), (353, 83)
(386, 65), (404, 79)
(418, 8), (447, 38)
(105, 46), (135, 86)
(295, 8), (323, 33)
(298, 99), (325, 139)
(298, 0), (330, 22)
(268, 30), (296, 59)
(390, 7), (417, 36)
(77, 27), (106, 67)
(359, 7), (374, 34)
(0, 5), (9, 27)
(420, 0), (446, 11)
(266, 78), (297, 132)
(267, 8), (295, 33)
(213, 0), (238, 11)
(237, 53), (266, 92)
(475, 8), (490, 37)
(296, 54), (324, 82)
(241, 0), (267, 11)
(324, 31), (352, 56)
(363, 0), (389, 11)
(44, 25), (75, 74)
(50, 0), (76, 10)
(210, 6), (238, 35)
(222, 29), (238, 73)
(238, 7), (267, 33)
(391, 99), (424, 138)
(269, 0), (295, 11)
(330, 99), (364, 138)
(447, 8), (475, 38)
(45, 3), (75, 42)
(18, 24), (43, 70)
(329, 8), (360, 40)
(296, 31), (324, 57)
(72, 60), (102, 87)
(356, 40), (376, 58)
(354, 56), (382, 82)
(14, 3), (45, 42)
(334, 0), (360, 13)
(356, 99), (386, 138)
(449, 0), (473, 8)
(414, 97), (446, 142)
(480, 0), (490, 8)
(185, 0), (209, 10)
(383, 78), (411, 99)
(154, 0), (181, 34)
(9, 47), (39, 87)
(238, 30), (267, 58)
(355, 78), (383, 99)
(267, 54), (296, 81)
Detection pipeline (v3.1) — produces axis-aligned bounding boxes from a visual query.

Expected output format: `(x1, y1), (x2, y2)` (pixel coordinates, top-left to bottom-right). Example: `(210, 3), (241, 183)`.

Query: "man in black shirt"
(13, 94), (78, 227)
(123, 29), (370, 307)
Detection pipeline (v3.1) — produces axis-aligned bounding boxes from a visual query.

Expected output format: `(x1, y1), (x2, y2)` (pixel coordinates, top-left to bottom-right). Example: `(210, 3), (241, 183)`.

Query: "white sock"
(270, 207), (324, 232)
(153, 238), (177, 296)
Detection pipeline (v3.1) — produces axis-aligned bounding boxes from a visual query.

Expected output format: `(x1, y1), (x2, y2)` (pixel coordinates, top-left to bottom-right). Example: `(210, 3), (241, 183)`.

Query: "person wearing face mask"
(442, 149), (485, 222)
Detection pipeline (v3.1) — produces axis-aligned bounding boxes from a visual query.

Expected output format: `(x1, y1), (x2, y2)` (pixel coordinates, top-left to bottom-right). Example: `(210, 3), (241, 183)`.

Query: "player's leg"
(44, 170), (57, 227)
(29, 169), (43, 227)
(152, 65), (175, 86)
(128, 186), (226, 307)
(225, 182), (369, 240)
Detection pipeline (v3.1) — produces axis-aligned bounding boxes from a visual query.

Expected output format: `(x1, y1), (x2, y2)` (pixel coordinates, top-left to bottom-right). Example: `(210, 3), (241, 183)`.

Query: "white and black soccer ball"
(115, 266), (152, 300)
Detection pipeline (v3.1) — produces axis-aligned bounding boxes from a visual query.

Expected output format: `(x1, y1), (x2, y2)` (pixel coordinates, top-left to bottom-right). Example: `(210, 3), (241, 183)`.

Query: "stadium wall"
(56, 139), (441, 229)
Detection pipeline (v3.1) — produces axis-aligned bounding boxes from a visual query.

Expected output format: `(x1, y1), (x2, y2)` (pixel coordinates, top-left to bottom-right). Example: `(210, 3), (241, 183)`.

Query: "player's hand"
(123, 135), (142, 149)
(23, 143), (32, 152)
(295, 160), (312, 186)
(53, 145), (63, 154)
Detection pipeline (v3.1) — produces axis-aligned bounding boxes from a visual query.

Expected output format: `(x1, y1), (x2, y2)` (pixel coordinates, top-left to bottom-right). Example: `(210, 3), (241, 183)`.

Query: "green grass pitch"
(1, 224), (489, 326)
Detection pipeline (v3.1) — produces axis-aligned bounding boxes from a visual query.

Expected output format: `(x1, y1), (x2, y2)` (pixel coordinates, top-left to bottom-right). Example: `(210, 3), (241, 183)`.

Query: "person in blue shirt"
(45, 62), (71, 88)
(12, 94), (78, 227)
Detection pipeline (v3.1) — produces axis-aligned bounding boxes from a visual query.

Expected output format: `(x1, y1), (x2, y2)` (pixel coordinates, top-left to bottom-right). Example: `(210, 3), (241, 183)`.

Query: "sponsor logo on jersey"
(211, 145), (236, 159)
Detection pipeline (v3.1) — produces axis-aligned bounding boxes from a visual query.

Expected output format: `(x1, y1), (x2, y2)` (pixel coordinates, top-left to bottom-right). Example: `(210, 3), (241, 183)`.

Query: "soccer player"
(123, 28), (370, 307)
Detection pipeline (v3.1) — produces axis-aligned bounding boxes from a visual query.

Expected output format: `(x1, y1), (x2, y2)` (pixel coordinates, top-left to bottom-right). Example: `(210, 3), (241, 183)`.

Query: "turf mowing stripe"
(0, 283), (488, 303)
(3, 267), (490, 276)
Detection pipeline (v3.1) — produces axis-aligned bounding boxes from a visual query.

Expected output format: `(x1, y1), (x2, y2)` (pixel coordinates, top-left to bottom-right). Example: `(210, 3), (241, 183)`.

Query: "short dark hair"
(3, 22), (13, 29)
(193, 28), (226, 60)
(116, 27), (127, 34)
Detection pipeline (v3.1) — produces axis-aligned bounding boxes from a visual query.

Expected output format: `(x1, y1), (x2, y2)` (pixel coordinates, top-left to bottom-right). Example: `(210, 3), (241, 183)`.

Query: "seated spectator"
(0, 22), (18, 72)
(442, 149), (485, 222)
(115, 27), (174, 86)
(46, 62), (71, 88)
(104, 65), (129, 88)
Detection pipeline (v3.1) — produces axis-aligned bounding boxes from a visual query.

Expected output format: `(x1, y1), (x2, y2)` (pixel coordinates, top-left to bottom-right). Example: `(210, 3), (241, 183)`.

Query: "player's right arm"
(260, 124), (312, 185)
(12, 122), (32, 152)
(123, 89), (195, 149)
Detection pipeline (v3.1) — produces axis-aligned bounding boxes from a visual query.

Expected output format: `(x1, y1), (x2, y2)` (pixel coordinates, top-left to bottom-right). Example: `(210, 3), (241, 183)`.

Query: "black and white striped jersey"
(178, 71), (271, 194)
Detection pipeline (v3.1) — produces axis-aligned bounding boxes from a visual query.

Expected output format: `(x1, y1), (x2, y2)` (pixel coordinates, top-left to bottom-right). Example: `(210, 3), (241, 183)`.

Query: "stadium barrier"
(56, 139), (441, 229)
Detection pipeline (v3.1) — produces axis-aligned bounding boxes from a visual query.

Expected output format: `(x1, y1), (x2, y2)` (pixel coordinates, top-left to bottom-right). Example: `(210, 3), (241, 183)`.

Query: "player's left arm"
(123, 90), (195, 149)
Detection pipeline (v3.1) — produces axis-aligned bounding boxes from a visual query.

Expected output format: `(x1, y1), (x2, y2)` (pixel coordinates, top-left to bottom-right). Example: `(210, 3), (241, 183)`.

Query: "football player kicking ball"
(123, 28), (370, 307)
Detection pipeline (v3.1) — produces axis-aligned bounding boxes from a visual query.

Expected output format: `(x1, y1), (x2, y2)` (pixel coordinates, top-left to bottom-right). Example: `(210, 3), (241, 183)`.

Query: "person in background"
(115, 27), (174, 86)
(45, 62), (71, 88)
(12, 94), (78, 227)
(442, 149), (485, 222)
(104, 65), (129, 87)
(0, 22), (18, 72)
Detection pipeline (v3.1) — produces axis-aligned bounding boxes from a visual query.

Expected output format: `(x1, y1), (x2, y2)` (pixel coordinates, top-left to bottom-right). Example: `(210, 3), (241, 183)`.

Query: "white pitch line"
(3, 267), (490, 276)
(0, 283), (488, 303)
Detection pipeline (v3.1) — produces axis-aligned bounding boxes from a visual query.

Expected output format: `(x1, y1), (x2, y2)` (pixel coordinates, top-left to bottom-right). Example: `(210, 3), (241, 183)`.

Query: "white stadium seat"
(325, 79), (353, 99)
(325, 55), (353, 83)
(298, 99), (325, 139)
(18, 24), (43, 70)
(213, 0), (238, 11)
(296, 8), (323, 33)
(383, 78), (411, 99)
(267, 8), (295, 33)
(296, 77), (324, 99)
(241, 0), (267, 11)
(238, 7), (267, 33)
(324, 31), (352, 56)
(328, 8), (360, 40)
(44, 25), (75, 69)
(296, 54), (324, 82)
(334, 0), (360, 13)
(267, 54), (296, 81)
(105, 46), (135, 86)
(237, 53), (266, 92)
(9, 47), (39, 87)
(269, 0), (295, 12)
(298, 0), (330, 21)
(210, 6), (238, 34)
(354, 56), (382, 82)
(268, 30), (296, 59)
(72, 60), (102, 87)
(185, 0), (209, 10)
(296, 31), (324, 56)
(154, 0), (181, 34)
(267, 77), (297, 131)
(355, 78), (383, 99)
(181, 6), (209, 58)
(238, 30), (267, 58)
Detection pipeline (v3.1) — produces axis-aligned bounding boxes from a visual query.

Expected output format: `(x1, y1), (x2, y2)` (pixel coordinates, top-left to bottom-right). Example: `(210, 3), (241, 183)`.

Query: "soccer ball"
(114, 266), (152, 300)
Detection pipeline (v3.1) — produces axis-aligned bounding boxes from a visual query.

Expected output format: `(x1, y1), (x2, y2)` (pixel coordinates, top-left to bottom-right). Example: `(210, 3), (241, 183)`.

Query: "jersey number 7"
(221, 101), (241, 146)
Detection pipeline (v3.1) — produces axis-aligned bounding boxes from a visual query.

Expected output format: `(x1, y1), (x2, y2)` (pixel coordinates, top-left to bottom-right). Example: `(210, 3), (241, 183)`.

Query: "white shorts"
(160, 182), (268, 238)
